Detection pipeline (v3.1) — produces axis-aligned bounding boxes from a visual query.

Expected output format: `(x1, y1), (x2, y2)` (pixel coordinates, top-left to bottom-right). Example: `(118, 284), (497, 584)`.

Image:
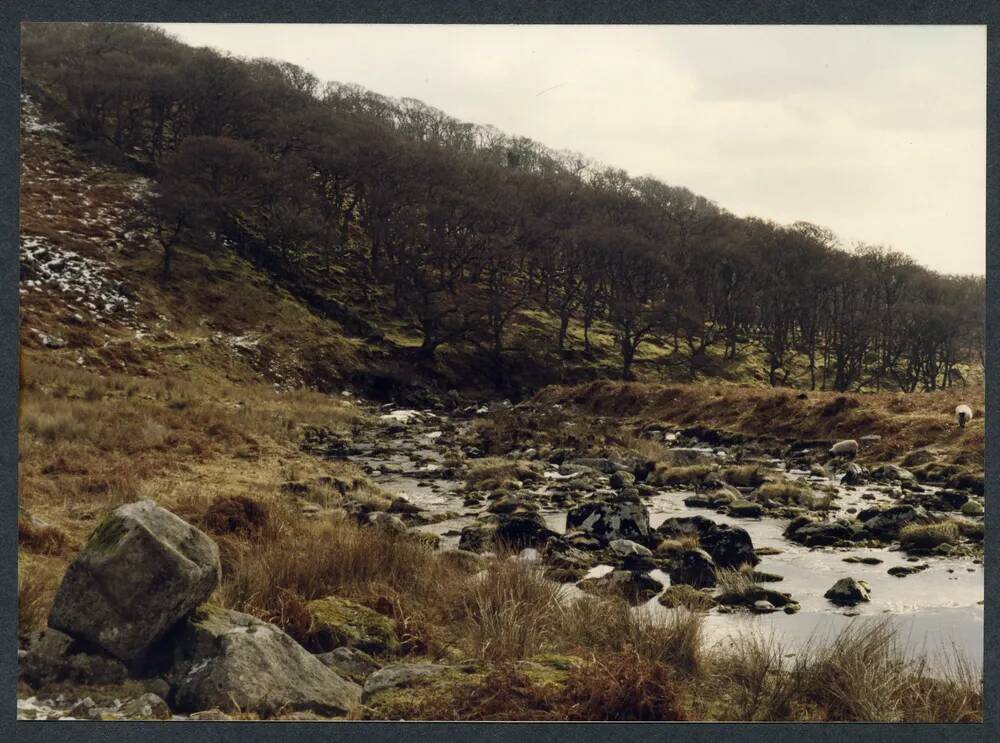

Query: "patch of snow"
(20, 94), (63, 136)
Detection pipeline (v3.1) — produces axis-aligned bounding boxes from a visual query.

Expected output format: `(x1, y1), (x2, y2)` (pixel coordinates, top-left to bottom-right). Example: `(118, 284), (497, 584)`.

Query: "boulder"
(565, 499), (651, 544)
(669, 548), (717, 588)
(47, 500), (220, 664)
(316, 647), (381, 683)
(824, 577), (871, 606)
(840, 463), (867, 486)
(362, 663), (456, 703)
(727, 500), (764, 518)
(829, 440), (859, 457)
(120, 693), (171, 720)
(870, 464), (915, 483)
(609, 471), (636, 490)
(861, 505), (930, 539)
(961, 500), (984, 517)
(658, 516), (758, 568)
(577, 569), (663, 605)
(304, 596), (399, 655)
(366, 511), (408, 534)
(784, 517), (857, 547)
(168, 606), (361, 717)
(19, 628), (128, 687)
(609, 539), (657, 571)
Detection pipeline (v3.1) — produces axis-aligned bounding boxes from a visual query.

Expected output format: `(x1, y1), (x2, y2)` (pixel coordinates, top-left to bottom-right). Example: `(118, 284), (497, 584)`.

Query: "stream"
(352, 404), (984, 668)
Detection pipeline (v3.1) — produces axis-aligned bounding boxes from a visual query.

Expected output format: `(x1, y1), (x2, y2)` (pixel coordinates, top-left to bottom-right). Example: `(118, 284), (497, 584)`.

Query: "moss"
(364, 666), (485, 719)
(658, 584), (714, 611)
(85, 515), (129, 554)
(305, 596), (400, 655)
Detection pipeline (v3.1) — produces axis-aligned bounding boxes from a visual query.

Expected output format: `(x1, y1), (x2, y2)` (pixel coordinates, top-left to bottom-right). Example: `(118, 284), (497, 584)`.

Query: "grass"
(754, 480), (835, 511)
(535, 381), (985, 469)
(898, 522), (960, 550)
(464, 458), (542, 490)
(461, 557), (566, 662)
(722, 465), (768, 488)
(698, 619), (981, 722)
(657, 584), (715, 611)
(648, 463), (717, 487)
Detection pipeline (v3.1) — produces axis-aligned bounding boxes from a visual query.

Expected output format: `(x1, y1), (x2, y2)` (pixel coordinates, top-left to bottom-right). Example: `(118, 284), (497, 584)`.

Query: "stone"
(19, 628), (128, 687)
(316, 647), (381, 683)
(188, 709), (233, 721)
(840, 463), (867, 486)
(871, 464), (916, 483)
(753, 600), (776, 613)
(366, 511), (408, 534)
(47, 501), (220, 665)
(888, 564), (928, 578)
(578, 569), (663, 604)
(387, 497), (422, 515)
(669, 548), (717, 588)
(305, 596), (399, 655)
(362, 663), (456, 703)
(120, 693), (171, 720)
(168, 606), (361, 717)
(960, 500), (984, 517)
(728, 500), (764, 518)
(609, 471), (636, 490)
(861, 505), (930, 539)
(784, 516), (856, 547)
(829, 440), (859, 457)
(658, 516), (759, 568)
(565, 499), (651, 544)
(824, 577), (871, 606)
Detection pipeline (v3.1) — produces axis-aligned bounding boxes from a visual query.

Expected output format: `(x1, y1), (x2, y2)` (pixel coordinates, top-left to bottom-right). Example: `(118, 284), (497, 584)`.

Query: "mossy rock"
(305, 596), (399, 655)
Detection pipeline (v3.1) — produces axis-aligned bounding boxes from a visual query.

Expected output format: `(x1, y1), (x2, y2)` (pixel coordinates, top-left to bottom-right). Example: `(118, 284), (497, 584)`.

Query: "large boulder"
(168, 606), (361, 717)
(48, 500), (220, 664)
(657, 516), (758, 568)
(458, 511), (557, 552)
(669, 548), (717, 588)
(870, 464), (915, 483)
(860, 505), (930, 540)
(566, 498), (651, 544)
(784, 516), (857, 547)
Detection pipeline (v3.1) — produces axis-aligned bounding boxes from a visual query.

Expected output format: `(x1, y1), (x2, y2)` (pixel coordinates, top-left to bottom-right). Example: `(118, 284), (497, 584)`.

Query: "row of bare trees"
(22, 23), (984, 391)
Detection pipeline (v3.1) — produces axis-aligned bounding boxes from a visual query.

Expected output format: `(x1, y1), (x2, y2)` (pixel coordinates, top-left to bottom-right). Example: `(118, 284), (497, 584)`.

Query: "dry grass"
(755, 480), (834, 511)
(722, 464), (768, 488)
(464, 458), (542, 489)
(562, 651), (689, 720)
(461, 558), (566, 662)
(899, 522), (960, 550)
(701, 619), (981, 721)
(648, 463), (717, 487)
(17, 554), (63, 636)
(535, 381), (985, 468)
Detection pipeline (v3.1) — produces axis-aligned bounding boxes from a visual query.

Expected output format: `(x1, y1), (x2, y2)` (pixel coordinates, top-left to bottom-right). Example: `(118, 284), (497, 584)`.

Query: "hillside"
(17, 23), (984, 724)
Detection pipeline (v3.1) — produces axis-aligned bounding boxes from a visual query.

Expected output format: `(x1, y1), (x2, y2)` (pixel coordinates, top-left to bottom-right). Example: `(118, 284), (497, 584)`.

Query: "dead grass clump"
(658, 584), (714, 611)
(722, 464), (768, 488)
(465, 458), (541, 489)
(655, 536), (701, 555)
(217, 510), (468, 653)
(755, 481), (833, 510)
(562, 651), (688, 720)
(18, 518), (73, 556)
(648, 463), (717, 487)
(202, 495), (270, 538)
(462, 558), (565, 662)
(898, 522), (959, 550)
(559, 597), (704, 677)
(18, 556), (63, 636)
(950, 518), (984, 541)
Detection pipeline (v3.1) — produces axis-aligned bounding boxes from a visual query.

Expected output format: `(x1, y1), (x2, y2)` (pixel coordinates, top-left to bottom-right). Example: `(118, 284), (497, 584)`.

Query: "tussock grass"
(465, 458), (541, 489)
(648, 463), (717, 487)
(461, 558), (565, 662)
(17, 555), (62, 636)
(899, 522), (959, 550)
(722, 464), (768, 488)
(755, 480), (834, 511)
(701, 619), (981, 721)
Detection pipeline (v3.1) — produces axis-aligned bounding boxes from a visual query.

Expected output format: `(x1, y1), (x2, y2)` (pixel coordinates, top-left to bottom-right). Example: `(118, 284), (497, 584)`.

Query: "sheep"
(829, 439), (859, 457)
(955, 404), (973, 428)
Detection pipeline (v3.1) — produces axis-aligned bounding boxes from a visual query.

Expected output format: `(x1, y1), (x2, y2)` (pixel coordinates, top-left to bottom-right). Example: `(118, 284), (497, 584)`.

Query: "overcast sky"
(158, 24), (986, 275)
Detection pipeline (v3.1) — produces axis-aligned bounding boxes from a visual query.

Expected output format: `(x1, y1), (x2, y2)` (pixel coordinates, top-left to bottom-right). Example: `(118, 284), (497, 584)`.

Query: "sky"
(158, 24), (986, 276)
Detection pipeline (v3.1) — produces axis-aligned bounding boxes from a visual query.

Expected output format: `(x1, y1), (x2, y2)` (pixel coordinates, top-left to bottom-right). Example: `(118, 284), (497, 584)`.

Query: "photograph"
(15, 21), (985, 722)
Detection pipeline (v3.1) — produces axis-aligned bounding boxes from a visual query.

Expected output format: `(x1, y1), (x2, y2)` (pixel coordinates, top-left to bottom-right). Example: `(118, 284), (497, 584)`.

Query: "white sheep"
(955, 404), (973, 428)
(829, 439), (859, 457)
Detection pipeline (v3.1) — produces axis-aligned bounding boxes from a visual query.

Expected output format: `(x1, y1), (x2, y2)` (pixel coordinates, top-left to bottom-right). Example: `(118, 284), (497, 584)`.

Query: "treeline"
(21, 23), (984, 392)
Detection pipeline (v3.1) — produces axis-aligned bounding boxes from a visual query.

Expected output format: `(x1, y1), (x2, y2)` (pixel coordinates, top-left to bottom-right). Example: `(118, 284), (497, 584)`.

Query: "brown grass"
(899, 522), (959, 550)
(755, 480), (834, 510)
(535, 381), (984, 468)
(562, 651), (689, 720)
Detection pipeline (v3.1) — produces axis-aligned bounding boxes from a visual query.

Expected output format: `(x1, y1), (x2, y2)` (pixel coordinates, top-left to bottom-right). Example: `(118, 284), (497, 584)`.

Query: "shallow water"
(353, 406), (984, 668)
